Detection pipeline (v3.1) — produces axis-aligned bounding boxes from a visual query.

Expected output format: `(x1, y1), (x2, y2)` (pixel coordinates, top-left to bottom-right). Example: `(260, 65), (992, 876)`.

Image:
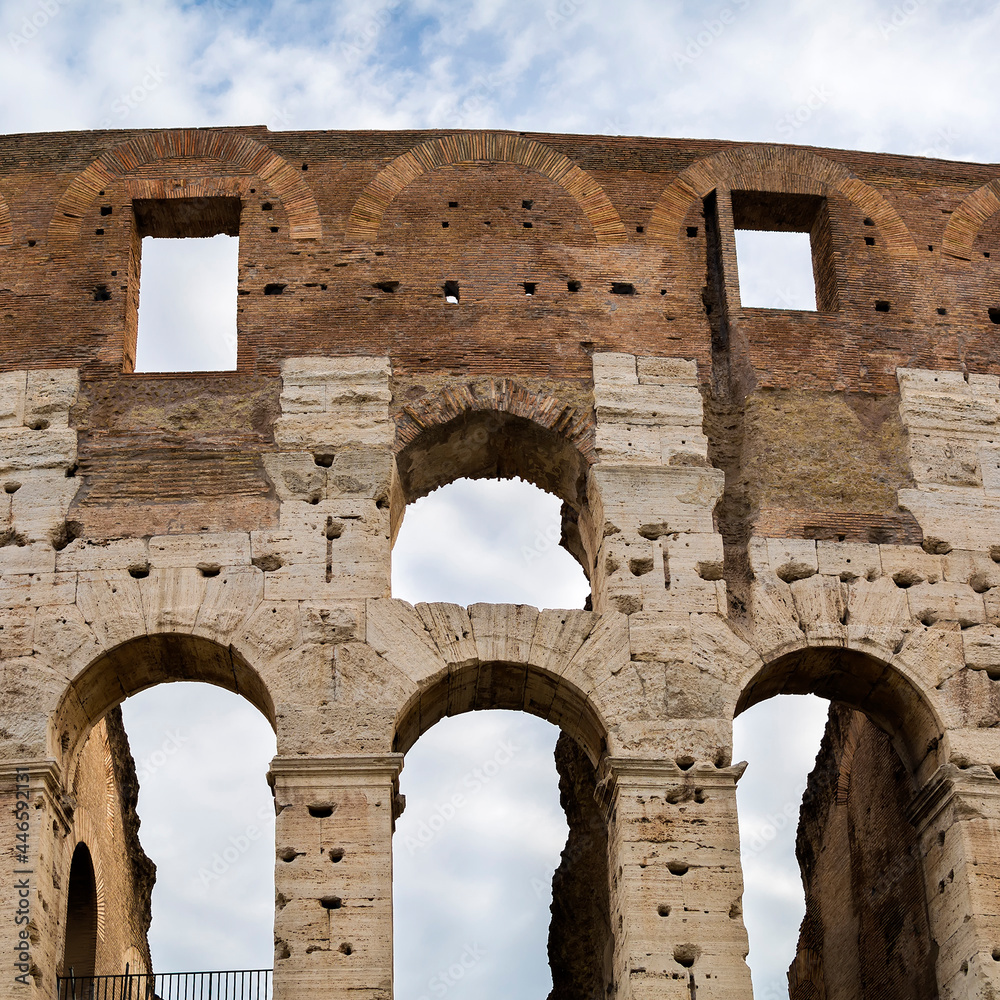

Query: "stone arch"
(941, 177), (1000, 260)
(394, 379), (595, 511)
(394, 659), (607, 766)
(648, 144), (918, 258)
(0, 190), (11, 246)
(47, 129), (322, 243)
(367, 600), (619, 767)
(734, 642), (943, 777)
(52, 633), (276, 781)
(345, 131), (628, 244)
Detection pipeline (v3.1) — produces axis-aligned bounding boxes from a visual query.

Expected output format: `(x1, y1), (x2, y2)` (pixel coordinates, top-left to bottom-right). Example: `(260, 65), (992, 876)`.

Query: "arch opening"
(63, 843), (99, 979)
(393, 709), (612, 1000)
(391, 477), (591, 609)
(734, 647), (942, 999)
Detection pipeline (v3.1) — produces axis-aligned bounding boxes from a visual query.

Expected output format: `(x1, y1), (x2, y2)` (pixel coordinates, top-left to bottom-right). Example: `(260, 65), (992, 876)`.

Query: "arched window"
(63, 843), (98, 979)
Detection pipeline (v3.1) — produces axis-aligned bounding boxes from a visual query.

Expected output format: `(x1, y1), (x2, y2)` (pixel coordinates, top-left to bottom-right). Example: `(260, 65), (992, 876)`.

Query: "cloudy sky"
(5, 0), (998, 996)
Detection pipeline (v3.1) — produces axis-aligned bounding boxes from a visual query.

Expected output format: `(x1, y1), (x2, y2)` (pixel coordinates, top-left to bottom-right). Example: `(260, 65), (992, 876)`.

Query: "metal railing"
(56, 969), (272, 1000)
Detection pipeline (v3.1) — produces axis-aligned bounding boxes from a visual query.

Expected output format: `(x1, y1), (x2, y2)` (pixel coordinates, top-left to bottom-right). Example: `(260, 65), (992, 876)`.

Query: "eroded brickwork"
(2, 127), (1000, 999)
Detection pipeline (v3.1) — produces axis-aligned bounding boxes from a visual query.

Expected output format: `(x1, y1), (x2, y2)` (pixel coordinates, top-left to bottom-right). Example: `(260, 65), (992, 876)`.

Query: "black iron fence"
(56, 969), (273, 1000)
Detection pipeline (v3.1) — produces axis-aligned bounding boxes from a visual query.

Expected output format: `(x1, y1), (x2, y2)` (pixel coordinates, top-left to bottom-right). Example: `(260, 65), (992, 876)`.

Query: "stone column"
(910, 763), (1000, 997)
(269, 754), (403, 1000)
(0, 759), (68, 1000)
(598, 757), (752, 1000)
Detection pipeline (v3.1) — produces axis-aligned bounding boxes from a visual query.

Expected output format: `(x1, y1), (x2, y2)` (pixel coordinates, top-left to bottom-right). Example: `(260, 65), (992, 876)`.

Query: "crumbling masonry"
(2, 126), (1000, 999)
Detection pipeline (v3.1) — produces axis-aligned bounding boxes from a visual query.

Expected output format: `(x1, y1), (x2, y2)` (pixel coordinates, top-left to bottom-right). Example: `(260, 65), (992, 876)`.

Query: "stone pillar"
(0, 759), (68, 1000)
(268, 754), (403, 1000)
(598, 757), (752, 1000)
(910, 763), (1000, 997)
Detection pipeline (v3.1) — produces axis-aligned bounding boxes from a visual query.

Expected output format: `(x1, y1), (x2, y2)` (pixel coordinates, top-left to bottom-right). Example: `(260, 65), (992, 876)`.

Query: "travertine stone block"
(148, 532), (252, 569)
(907, 582), (986, 628)
(0, 371), (26, 427)
(763, 538), (818, 581)
(816, 541), (881, 581)
(592, 352), (637, 383)
(24, 369), (78, 428)
(879, 543), (943, 585)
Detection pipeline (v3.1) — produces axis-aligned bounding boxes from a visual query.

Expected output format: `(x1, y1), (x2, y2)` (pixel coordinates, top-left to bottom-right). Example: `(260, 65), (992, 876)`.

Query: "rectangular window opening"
(731, 191), (837, 312)
(129, 197), (241, 373)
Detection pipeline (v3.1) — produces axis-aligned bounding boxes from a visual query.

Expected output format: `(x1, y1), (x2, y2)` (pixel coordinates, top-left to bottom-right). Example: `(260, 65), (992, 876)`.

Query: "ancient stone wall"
(2, 126), (1000, 999)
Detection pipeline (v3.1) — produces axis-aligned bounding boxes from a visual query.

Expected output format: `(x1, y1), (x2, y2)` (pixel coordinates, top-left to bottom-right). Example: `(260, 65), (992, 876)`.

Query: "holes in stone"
(26, 418), (49, 430)
(864, 236), (875, 246)
(629, 556), (653, 576)
(444, 281), (460, 304)
(636, 225), (644, 233)
(128, 564), (150, 579)
(301, 163), (308, 170)
(993, 947), (1000, 962)
(696, 561), (723, 581)
(252, 554), (282, 573)
(330, 848), (345, 863)
(668, 861), (690, 876)
(523, 221), (533, 228)
(522, 199), (533, 209)
(448, 201), (458, 208)
(610, 282), (636, 295)
(874, 300), (891, 312)
(325, 519), (343, 540)
(567, 280), (581, 292)
(339, 943), (353, 955)
(675, 755), (695, 771)
(441, 221), (449, 228)
(863, 217), (875, 226)
(4, 481), (21, 494)
(308, 805), (334, 818)
(662, 541), (671, 589)
(93, 285), (111, 301)
(320, 896), (342, 910)
(314, 453), (335, 467)
(928, 245), (934, 251)
(687, 226), (698, 237)
(523, 282), (537, 296)
(264, 283), (286, 295)
(937, 307), (947, 315)
(989, 308), (1000, 324)
(278, 848), (301, 862)
(27, 239), (35, 247)
(986, 252), (992, 258)
(275, 941), (291, 960)
(729, 900), (742, 919)
(270, 226), (279, 233)
(95, 228), (105, 236)
(198, 564), (222, 578)
(100, 205), (112, 216)
(673, 944), (700, 968)
(374, 281), (399, 293)
(262, 202), (273, 211)
(693, 788), (707, 803)
(658, 904), (671, 917)
(892, 569), (922, 589)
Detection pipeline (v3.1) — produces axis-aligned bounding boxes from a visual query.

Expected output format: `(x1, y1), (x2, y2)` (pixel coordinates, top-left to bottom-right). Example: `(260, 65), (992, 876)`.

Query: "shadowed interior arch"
(735, 646), (943, 781)
(63, 843), (99, 979)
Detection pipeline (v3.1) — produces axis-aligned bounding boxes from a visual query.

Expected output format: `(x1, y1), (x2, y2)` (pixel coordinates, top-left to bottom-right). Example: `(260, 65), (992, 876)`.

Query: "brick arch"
(941, 178), (1000, 260)
(394, 379), (595, 511)
(648, 144), (918, 258)
(0, 190), (11, 246)
(64, 810), (107, 947)
(345, 131), (628, 244)
(734, 642), (943, 777)
(47, 129), (322, 242)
